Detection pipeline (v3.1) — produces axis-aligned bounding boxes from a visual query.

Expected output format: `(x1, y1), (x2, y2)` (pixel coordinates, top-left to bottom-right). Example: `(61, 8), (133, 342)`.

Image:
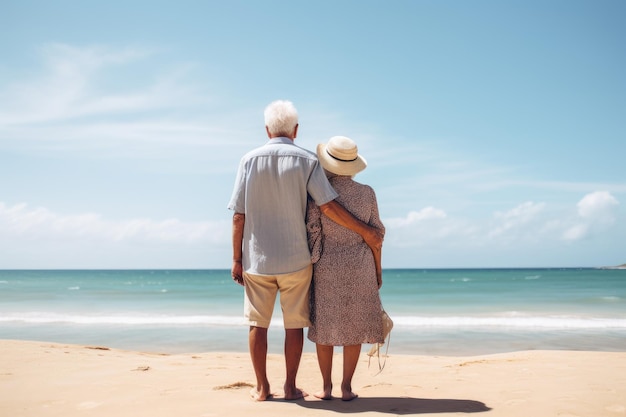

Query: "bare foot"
(250, 387), (272, 402)
(342, 391), (358, 401)
(283, 386), (308, 400)
(341, 383), (358, 401)
(314, 389), (333, 400)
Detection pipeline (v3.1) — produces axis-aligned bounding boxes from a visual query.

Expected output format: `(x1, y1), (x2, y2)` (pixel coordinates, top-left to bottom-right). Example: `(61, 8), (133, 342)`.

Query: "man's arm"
(319, 200), (383, 251)
(231, 212), (245, 286)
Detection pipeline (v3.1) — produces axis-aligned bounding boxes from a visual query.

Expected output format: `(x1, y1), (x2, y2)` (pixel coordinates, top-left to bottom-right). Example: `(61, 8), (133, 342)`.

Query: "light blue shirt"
(228, 137), (338, 274)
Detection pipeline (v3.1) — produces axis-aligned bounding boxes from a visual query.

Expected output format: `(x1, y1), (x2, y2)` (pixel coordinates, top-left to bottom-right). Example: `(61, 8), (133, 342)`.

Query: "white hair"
(264, 100), (298, 137)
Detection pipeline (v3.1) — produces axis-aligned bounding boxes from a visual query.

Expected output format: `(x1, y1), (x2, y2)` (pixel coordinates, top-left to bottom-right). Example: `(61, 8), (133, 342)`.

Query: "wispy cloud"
(0, 43), (260, 156)
(0, 43), (161, 125)
(488, 201), (546, 239)
(383, 191), (621, 250)
(0, 202), (229, 245)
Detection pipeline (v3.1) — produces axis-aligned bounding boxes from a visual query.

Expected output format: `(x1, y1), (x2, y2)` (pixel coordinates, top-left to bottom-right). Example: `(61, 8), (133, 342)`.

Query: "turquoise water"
(1, 269), (625, 356)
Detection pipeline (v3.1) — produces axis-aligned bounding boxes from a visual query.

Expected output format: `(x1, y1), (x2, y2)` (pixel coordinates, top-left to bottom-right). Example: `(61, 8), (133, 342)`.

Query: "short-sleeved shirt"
(228, 137), (338, 275)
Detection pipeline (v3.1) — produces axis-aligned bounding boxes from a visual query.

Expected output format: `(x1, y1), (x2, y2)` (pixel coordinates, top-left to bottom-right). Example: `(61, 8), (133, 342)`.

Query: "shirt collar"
(267, 137), (294, 145)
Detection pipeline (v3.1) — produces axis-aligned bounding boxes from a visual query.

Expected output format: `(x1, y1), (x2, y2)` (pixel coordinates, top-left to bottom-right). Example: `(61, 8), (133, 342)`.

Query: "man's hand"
(363, 227), (383, 252)
(232, 260), (244, 286)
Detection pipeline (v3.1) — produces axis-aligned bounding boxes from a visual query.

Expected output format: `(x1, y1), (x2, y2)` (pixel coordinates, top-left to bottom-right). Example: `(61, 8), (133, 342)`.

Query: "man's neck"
(269, 135), (295, 142)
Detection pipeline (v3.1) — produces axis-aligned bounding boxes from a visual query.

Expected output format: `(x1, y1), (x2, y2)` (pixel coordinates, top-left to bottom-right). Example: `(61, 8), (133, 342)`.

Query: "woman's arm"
(369, 187), (385, 288)
(373, 245), (383, 289)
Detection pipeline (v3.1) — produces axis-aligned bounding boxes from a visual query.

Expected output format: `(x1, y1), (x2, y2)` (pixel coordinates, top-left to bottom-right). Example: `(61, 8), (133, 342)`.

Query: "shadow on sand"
(294, 396), (491, 414)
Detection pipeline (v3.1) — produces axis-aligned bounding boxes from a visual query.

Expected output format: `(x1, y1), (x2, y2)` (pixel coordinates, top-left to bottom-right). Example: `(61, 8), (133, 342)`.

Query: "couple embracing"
(228, 100), (385, 402)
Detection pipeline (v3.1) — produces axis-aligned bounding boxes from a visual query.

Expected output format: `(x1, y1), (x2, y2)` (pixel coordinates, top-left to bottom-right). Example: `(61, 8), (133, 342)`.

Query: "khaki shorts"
(243, 264), (313, 329)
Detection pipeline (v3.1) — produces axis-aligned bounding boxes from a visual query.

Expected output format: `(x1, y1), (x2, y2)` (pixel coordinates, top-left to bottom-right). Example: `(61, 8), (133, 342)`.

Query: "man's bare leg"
(283, 328), (307, 400)
(249, 326), (271, 401)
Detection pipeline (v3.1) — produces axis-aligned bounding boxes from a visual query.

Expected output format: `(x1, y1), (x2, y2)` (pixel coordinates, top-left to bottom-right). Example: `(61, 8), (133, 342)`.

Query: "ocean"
(1, 269), (625, 356)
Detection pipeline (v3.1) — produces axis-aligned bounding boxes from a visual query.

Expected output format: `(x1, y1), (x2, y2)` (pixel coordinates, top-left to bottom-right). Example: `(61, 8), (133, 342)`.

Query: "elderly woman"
(306, 136), (386, 401)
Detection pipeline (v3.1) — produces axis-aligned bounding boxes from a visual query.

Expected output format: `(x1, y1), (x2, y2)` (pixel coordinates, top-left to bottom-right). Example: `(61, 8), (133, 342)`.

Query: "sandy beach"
(1, 340), (625, 417)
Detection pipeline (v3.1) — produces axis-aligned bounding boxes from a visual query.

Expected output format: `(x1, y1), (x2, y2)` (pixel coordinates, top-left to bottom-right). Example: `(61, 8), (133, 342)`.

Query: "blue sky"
(1, 0), (624, 269)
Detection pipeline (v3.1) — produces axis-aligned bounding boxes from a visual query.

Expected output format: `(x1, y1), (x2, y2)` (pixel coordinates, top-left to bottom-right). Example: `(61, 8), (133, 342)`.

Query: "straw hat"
(316, 136), (367, 176)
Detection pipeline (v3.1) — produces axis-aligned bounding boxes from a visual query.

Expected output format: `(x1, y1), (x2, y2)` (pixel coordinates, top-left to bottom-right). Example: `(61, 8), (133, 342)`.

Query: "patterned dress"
(306, 175), (386, 346)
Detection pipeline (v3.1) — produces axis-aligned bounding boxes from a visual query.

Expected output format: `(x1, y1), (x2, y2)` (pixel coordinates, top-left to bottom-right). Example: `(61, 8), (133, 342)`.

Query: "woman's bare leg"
(314, 344), (334, 399)
(341, 344), (361, 401)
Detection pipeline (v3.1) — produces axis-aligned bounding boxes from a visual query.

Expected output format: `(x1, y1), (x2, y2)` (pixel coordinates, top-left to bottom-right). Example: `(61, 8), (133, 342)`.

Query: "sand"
(1, 339), (625, 417)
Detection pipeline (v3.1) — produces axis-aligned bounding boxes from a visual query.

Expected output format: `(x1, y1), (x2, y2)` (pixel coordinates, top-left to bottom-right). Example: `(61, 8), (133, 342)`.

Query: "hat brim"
(317, 143), (367, 176)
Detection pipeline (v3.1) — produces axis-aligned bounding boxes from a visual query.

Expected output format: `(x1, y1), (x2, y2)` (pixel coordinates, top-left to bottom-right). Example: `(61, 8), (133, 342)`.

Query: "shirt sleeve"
(307, 160), (338, 206)
(305, 196), (323, 264)
(227, 158), (247, 213)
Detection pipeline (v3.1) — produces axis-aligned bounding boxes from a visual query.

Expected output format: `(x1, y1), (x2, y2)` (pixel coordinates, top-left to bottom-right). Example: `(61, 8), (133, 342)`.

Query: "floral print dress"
(306, 175), (386, 346)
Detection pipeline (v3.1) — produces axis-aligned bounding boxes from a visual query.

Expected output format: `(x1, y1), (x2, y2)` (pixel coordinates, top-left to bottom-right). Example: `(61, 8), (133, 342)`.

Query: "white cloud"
(577, 191), (619, 221)
(386, 206), (447, 228)
(384, 191), (621, 254)
(384, 206), (482, 249)
(488, 201), (546, 239)
(385, 201), (549, 250)
(0, 202), (229, 245)
(563, 191), (619, 241)
(562, 224), (588, 241)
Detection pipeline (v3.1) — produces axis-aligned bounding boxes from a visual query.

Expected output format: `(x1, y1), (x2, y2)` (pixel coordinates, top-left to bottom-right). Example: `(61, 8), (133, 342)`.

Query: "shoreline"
(2, 339), (625, 417)
(5, 322), (626, 357)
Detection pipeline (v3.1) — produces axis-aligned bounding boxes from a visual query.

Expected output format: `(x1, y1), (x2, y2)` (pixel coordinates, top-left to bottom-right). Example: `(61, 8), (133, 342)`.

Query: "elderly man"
(228, 100), (382, 401)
